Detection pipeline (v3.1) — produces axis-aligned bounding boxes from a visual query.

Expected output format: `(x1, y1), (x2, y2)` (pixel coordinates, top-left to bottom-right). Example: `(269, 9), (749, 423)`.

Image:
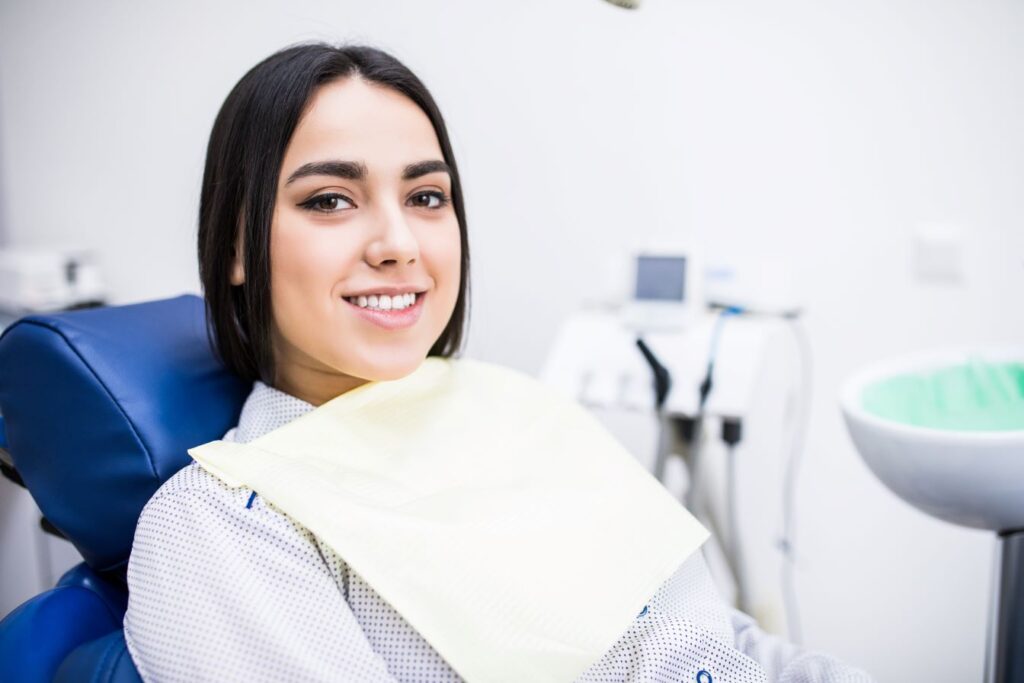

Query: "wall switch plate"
(913, 223), (965, 284)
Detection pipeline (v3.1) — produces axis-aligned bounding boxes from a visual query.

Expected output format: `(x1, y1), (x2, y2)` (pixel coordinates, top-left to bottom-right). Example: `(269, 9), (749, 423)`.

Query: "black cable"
(635, 337), (671, 410)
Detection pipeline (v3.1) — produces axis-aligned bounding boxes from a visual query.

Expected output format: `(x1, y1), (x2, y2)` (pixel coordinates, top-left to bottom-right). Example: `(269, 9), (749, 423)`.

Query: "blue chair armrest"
(55, 630), (142, 683)
(58, 562), (129, 618)
(0, 584), (122, 683)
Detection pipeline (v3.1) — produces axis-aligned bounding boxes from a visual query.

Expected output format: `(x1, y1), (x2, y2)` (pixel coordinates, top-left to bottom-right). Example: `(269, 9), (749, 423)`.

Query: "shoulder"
(155, 459), (231, 497)
(134, 461), (313, 552)
(144, 460), (252, 512)
(127, 461), (341, 605)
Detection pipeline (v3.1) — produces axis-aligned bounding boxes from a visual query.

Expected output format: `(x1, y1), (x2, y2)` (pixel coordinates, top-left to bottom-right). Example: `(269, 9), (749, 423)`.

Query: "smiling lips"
(342, 291), (425, 330)
(344, 292), (417, 311)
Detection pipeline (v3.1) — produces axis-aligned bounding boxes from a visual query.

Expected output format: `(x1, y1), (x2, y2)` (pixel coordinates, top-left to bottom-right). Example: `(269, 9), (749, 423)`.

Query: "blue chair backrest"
(0, 294), (250, 572)
(0, 294), (251, 681)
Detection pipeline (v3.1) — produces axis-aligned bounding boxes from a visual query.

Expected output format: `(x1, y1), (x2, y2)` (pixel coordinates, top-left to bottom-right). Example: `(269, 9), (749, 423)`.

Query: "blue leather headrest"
(0, 295), (251, 573)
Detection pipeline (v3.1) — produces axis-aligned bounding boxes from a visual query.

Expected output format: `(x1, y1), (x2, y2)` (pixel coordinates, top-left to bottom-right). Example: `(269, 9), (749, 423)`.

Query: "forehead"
(283, 77), (442, 173)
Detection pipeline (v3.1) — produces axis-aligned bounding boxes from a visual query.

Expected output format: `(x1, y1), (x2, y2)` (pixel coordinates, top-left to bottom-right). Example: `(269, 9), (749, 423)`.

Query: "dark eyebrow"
(285, 160), (367, 185)
(402, 160), (451, 181)
(285, 159), (451, 186)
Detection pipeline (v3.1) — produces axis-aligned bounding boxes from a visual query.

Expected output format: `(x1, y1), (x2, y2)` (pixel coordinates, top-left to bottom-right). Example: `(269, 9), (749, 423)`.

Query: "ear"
(229, 229), (245, 285)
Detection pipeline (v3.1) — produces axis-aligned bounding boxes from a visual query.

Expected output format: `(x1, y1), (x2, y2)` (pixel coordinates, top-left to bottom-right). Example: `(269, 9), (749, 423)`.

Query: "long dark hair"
(198, 43), (471, 385)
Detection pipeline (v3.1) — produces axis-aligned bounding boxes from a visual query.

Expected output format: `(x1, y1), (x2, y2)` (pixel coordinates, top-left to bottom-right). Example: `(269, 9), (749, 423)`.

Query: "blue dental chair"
(0, 295), (251, 682)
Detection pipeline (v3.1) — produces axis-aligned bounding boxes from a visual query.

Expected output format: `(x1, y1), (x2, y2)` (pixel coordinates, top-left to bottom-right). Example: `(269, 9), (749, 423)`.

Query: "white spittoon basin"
(840, 347), (1024, 533)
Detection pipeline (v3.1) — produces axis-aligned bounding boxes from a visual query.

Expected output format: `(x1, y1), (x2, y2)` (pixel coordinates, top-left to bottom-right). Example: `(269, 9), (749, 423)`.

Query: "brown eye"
(409, 191), (450, 210)
(299, 193), (355, 213)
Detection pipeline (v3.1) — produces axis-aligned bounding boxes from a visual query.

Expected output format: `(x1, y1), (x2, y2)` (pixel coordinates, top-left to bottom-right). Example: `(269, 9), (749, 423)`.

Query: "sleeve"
(729, 607), (878, 683)
(576, 549), (877, 683)
(663, 549), (877, 682)
(123, 482), (400, 683)
(576, 551), (772, 683)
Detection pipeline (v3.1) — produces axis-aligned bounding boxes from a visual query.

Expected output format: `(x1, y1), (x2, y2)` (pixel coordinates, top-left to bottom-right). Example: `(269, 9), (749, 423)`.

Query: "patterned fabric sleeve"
(123, 468), (400, 683)
(575, 548), (876, 683)
(729, 607), (877, 683)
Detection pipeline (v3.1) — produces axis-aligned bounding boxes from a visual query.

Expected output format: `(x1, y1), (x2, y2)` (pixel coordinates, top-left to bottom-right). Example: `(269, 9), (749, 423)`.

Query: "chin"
(351, 351), (429, 382)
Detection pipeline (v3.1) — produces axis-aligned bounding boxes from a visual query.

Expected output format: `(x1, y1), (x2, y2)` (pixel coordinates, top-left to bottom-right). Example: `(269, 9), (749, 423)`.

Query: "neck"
(272, 362), (370, 407)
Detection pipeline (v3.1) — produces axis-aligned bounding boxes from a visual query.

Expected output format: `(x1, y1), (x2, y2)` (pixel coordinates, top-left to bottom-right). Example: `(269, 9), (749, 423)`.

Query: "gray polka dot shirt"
(124, 381), (875, 683)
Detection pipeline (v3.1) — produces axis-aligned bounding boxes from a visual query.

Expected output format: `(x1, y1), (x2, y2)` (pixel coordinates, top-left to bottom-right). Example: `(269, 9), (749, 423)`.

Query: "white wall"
(2, 1), (1022, 680)
(0, 476), (83, 617)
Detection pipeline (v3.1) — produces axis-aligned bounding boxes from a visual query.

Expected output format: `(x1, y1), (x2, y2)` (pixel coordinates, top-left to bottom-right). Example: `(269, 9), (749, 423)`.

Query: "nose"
(365, 202), (419, 268)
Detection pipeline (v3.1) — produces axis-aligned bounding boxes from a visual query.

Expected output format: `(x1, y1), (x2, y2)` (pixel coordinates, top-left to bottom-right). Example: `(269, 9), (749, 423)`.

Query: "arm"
(729, 606), (877, 683)
(576, 552), (771, 682)
(577, 550), (875, 683)
(124, 475), (399, 683)
(666, 550), (876, 682)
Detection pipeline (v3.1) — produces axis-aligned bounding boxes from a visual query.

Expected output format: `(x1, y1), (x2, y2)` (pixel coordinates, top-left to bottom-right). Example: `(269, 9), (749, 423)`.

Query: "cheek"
(428, 221), (462, 296)
(421, 230), (461, 329)
(270, 217), (357, 324)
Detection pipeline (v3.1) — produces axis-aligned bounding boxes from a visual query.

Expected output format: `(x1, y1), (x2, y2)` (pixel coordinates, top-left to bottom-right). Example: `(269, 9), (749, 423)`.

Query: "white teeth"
(347, 292), (419, 311)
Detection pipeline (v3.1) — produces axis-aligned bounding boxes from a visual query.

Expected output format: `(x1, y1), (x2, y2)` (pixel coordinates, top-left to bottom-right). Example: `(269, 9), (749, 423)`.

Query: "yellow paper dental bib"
(189, 357), (709, 683)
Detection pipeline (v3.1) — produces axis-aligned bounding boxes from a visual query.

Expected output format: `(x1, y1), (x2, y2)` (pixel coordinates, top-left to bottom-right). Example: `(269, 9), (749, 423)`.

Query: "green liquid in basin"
(862, 359), (1024, 432)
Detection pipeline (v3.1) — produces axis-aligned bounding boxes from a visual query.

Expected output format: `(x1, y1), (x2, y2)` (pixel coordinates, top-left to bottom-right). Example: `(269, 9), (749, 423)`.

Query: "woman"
(124, 43), (874, 682)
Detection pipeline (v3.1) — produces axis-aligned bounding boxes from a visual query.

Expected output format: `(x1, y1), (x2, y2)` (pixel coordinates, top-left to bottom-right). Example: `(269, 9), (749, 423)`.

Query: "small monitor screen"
(635, 256), (686, 302)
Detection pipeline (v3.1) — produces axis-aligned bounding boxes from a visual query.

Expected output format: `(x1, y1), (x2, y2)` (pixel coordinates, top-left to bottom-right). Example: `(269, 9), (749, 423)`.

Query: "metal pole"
(993, 529), (1024, 682)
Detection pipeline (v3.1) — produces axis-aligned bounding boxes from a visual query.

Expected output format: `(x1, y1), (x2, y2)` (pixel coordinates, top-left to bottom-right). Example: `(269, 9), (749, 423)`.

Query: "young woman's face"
(234, 76), (462, 405)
